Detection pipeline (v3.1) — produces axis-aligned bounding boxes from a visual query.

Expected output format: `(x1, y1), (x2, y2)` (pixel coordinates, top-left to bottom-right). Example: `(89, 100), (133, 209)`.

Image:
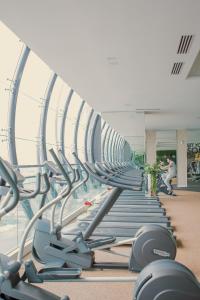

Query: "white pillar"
(146, 130), (156, 164)
(176, 130), (187, 187)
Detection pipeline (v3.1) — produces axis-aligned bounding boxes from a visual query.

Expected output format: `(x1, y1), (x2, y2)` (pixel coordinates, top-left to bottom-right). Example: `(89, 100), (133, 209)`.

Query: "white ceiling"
(0, 0), (200, 152)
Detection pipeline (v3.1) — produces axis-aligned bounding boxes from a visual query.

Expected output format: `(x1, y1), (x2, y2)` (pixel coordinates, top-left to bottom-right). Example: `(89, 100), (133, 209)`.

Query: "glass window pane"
(46, 77), (71, 159)
(77, 103), (92, 161)
(65, 92), (83, 162)
(15, 51), (52, 164)
(0, 21), (23, 160)
(54, 82), (71, 152)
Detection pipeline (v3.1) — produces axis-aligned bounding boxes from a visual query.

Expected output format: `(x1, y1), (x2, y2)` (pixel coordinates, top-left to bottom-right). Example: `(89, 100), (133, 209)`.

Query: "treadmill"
(59, 160), (172, 241)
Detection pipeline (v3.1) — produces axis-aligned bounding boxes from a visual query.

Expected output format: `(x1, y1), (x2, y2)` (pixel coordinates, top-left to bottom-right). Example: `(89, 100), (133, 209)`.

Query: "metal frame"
(38, 73), (57, 163)
(117, 134), (121, 161)
(124, 141), (132, 161)
(109, 129), (115, 162)
(74, 100), (85, 155)
(122, 139), (126, 161)
(106, 127), (112, 162)
(58, 88), (74, 155)
(102, 125), (109, 161)
(8, 46), (30, 165)
(118, 137), (124, 162)
(86, 112), (97, 162)
(100, 120), (106, 160)
(91, 114), (101, 163)
(118, 136), (123, 162)
(115, 133), (121, 162)
(101, 123), (109, 161)
(106, 127), (113, 162)
(104, 126), (112, 162)
(112, 131), (118, 162)
(101, 120), (106, 131)
(84, 109), (94, 161)
(108, 129), (113, 162)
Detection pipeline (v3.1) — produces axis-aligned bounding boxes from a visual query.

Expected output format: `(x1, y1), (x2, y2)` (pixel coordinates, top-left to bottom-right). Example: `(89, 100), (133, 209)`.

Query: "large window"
(55, 82), (71, 153)
(0, 21), (107, 255)
(46, 77), (71, 160)
(65, 92), (83, 162)
(77, 102), (92, 161)
(0, 22), (23, 160)
(16, 51), (52, 164)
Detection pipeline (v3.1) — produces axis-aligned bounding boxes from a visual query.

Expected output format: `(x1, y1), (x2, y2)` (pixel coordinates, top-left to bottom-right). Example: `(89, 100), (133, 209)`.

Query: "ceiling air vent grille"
(171, 62), (183, 75)
(177, 35), (193, 54)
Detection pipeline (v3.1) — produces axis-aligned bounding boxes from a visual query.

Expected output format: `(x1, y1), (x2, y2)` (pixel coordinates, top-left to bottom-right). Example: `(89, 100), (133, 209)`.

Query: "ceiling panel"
(0, 0), (200, 141)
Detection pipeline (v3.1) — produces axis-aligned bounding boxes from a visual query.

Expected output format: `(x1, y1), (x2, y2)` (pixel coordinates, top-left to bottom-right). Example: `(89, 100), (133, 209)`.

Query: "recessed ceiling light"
(107, 56), (119, 65)
(107, 56), (118, 60)
(109, 61), (119, 65)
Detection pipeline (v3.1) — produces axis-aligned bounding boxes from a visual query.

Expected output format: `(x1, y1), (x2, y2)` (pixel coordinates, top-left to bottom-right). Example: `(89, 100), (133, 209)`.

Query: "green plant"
(144, 163), (160, 195)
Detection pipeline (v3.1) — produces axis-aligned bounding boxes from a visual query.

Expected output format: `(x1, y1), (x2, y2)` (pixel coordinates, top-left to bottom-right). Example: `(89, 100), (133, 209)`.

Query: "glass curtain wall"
(0, 23), (29, 252)
(77, 102), (93, 161)
(16, 51), (52, 165)
(0, 22), (108, 254)
(0, 22), (23, 160)
(64, 92), (83, 163)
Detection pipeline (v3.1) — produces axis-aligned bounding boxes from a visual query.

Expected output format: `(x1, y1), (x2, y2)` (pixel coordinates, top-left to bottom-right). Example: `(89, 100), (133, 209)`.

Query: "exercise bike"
(157, 172), (176, 196)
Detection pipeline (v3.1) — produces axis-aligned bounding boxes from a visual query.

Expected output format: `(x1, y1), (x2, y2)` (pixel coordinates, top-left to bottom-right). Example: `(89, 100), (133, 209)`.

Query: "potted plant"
(144, 163), (160, 196)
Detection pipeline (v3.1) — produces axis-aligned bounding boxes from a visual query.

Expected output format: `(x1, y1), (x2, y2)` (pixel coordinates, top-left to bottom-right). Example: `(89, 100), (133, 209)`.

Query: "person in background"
(160, 156), (176, 195)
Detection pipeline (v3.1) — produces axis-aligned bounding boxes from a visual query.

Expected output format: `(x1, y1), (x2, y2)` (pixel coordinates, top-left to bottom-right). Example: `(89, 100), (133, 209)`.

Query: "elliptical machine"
(31, 149), (176, 272)
(0, 157), (70, 300)
(1, 156), (199, 300)
(157, 172), (176, 196)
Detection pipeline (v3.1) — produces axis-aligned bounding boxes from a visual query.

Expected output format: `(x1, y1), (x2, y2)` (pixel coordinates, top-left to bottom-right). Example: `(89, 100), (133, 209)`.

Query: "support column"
(101, 124), (109, 161)
(8, 46), (30, 165)
(119, 138), (124, 162)
(74, 100), (85, 155)
(106, 128), (113, 162)
(145, 130), (156, 164)
(84, 109), (94, 161)
(91, 114), (101, 162)
(38, 73), (57, 163)
(58, 89), (73, 155)
(176, 130), (187, 187)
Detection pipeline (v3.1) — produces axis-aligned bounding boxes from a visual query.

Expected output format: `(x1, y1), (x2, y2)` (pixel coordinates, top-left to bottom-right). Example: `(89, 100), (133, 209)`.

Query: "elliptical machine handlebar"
(74, 168), (81, 182)
(56, 152), (90, 226)
(58, 149), (76, 183)
(39, 173), (51, 195)
(48, 149), (87, 230)
(0, 157), (19, 217)
(20, 173), (41, 199)
(72, 152), (89, 181)
(49, 148), (72, 190)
